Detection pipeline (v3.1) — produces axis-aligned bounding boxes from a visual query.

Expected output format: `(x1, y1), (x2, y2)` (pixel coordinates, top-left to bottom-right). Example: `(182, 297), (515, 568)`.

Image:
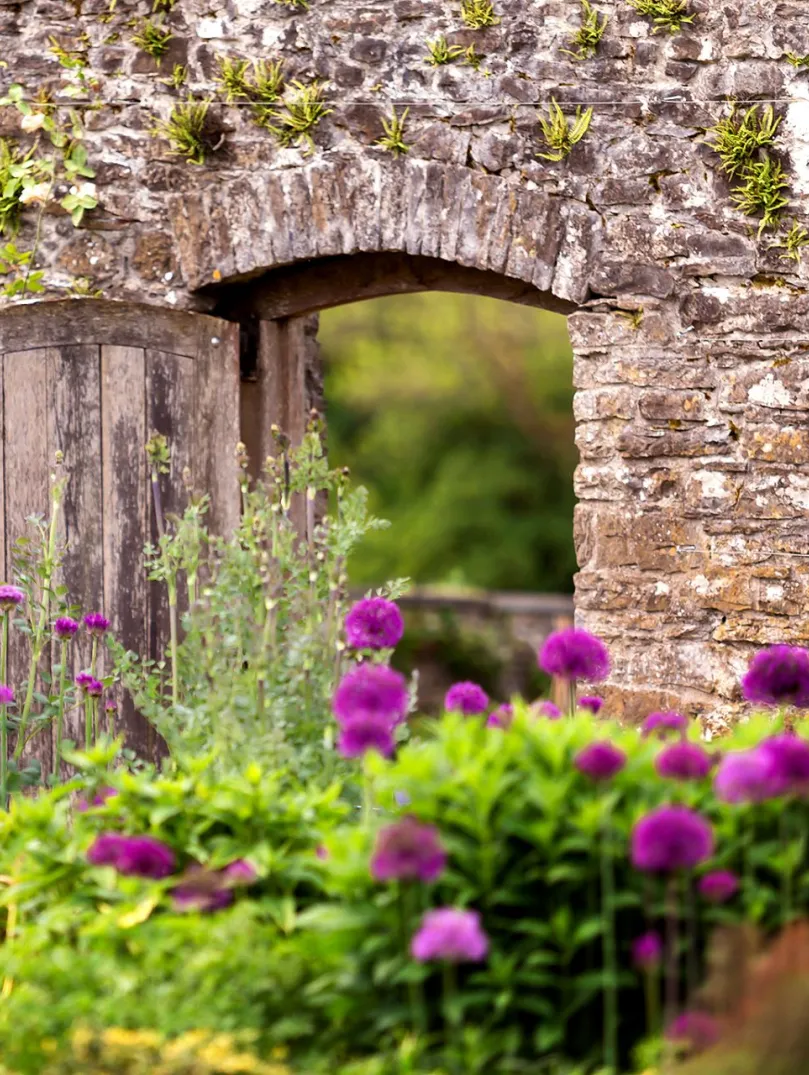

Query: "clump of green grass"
(770, 220), (809, 265)
(132, 17), (173, 63)
(706, 104), (781, 178)
(425, 36), (465, 66)
(561, 0), (608, 60)
(627, 0), (694, 33)
(265, 80), (331, 152)
(460, 0), (500, 29)
(151, 96), (215, 164)
(377, 107), (410, 156)
(537, 98), (593, 161)
(731, 156), (790, 236)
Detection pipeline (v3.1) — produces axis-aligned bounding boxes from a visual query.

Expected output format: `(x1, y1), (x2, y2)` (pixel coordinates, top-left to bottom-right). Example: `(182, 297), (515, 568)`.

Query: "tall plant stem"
(569, 679), (577, 718)
(643, 968), (660, 1040)
(15, 484), (61, 760)
(84, 694), (93, 750)
(53, 640), (68, 779)
(399, 884), (426, 1035)
(0, 613), (9, 809)
(151, 467), (166, 540)
(90, 636), (98, 678)
(168, 578), (179, 709)
(600, 810), (618, 1073)
(442, 961), (461, 1075)
(663, 875), (680, 1073)
(362, 770), (375, 827)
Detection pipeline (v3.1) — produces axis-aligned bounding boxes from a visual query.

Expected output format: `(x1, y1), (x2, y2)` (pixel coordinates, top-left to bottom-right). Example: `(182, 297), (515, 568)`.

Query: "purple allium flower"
(0, 586), (24, 612)
(411, 908), (489, 963)
(714, 749), (778, 804)
(698, 870), (740, 903)
(222, 859), (257, 886)
(345, 598), (404, 651)
(534, 700), (562, 720)
(574, 741), (626, 782)
(742, 645), (809, 708)
(84, 612), (111, 635)
(538, 628), (610, 683)
(666, 1011), (721, 1053)
(632, 931), (663, 970)
(757, 734), (809, 796)
(444, 681), (489, 716)
(54, 616), (79, 641)
(655, 741), (713, 782)
(579, 696), (604, 715)
(631, 805), (714, 873)
(75, 673), (103, 697)
(87, 832), (127, 867)
(0, 685), (14, 706)
(641, 711), (689, 740)
(77, 786), (117, 812)
(337, 714), (395, 759)
(114, 835), (176, 879)
(172, 884), (233, 914)
(371, 816), (447, 884)
(333, 664), (409, 727)
(487, 703), (514, 729)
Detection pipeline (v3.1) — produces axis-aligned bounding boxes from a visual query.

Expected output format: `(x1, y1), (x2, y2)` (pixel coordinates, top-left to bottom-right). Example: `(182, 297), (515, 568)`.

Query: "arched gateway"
(1, 0), (807, 734)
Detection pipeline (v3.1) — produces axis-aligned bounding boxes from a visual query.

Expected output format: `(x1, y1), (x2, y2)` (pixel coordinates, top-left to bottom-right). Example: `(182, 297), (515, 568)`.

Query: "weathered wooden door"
(0, 300), (241, 763)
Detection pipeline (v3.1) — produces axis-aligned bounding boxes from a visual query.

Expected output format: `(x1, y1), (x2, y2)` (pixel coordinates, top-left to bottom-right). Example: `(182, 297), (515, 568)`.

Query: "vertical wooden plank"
(145, 349), (195, 724)
(193, 321), (240, 538)
(48, 344), (103, 772)
(101, 346), (149, 754)
(4, 349), (50, 761)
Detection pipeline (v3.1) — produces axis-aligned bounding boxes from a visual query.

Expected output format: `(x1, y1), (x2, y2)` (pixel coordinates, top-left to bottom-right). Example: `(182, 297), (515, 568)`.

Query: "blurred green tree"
(319, 292), (576, 593)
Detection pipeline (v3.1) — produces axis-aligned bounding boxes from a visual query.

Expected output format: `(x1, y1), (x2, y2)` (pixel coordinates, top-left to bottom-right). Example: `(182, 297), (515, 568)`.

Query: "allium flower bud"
(574, 741), (626, 781)
(444, 681), (489, 716)
(631, 806), (714, 873)
(741, 644), (809, 708)
(538, 628), (610, 683)
(0, 586), (24, 612)
(411, 908), (489, 963)
(371, 816), (446, 883)
(632, 931), (662, 970)
(75, 673), (103, 697)
(54, 617), (79, 641)
(0, 685), (14, 706)
(345, 598), (404, 650)
(84, 612), (111, 635)
(698, 870), (739, 903)
(579, 695), (604, 714)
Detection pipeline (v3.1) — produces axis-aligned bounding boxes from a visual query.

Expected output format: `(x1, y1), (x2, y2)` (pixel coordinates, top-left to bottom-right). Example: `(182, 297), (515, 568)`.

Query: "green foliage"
(786, 52), (809, 68)
(161, 63), (188, 89)
(425, 36), (465, 67)
(216, 56), (253, 101)
(0, 139), (36, 236)
(114, 425), (404, 779)
(272, 0), (309, 8)
(215, 57), (286, 127)
(152, 0), (179, 10)
(705, 104), (781, 179)
(377, 108), (410, 157)
(319, 294), (577, 594)
(459, 0), (500, 29)
(560, 1), (608, 60)
(151, 97), (214, 165)
(730, 155), (790, 236)
(0, 242), (45, 298)
(537, 98), (593, 161)
(626, 0), (694, 32)
(265, 80), (332, 152)
(131, 18), (173, 63)
(770, 219), (809, 265)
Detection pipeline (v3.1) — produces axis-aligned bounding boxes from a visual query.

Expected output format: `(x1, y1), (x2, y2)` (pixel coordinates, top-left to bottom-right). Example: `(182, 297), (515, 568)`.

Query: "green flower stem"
(53, 639), (68, 779)
(781, 800), (794, 926)
(663, 875), (679, 1071)
(0, 612), (9, 809)
(84, 694), (93, 750)
(399, 883), (426, 1035)
(442, 961), (461, 1075)
(569, 679), (576, 718)
(168, 578), (179, 709)
(643, 967), (660, 1040)
(600, 810), (618, 1073)
(362, 769), (375, 827)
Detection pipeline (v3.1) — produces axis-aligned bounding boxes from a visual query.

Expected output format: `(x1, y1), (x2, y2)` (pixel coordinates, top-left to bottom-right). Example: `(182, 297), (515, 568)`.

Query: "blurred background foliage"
(319, 292), (576, 595)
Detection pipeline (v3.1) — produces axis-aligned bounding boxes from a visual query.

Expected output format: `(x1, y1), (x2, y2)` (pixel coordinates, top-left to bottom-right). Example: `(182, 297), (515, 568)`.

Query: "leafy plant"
(425, 36), (465, 67)
(463, 45), (484, 70)
(216, 56), (253, 102)
(706, 104), (781, 179)
(161, 63), (188, 89)
(770, 219), (809, 265)
(786, 52), (809, 68)
(266, 80), (331, 152)
(626, 0), (694, 32)
(731, 155), (790, 236)
(152, 0), (179, 10)
(560, 0), (608, 60)
(151, 97), (215, 165)
(0, 242), (45, 298)
(376, 107), (410, 157)
(537, 98), (593, 161)
(250, 60), (287, 127)
(131, 18), (173, 63)
(272, 0), (309, 7)
(460, 0), (501, 29)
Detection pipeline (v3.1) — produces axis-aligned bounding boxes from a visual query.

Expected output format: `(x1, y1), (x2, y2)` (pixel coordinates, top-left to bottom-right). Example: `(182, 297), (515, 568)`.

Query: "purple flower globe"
(0, 685), (14, 706)
(698, 870), (739, 903)
(666, 1011), (720, 1053)
(345, 598), (404, 650)
(487, 703), (514, 729)
(75, 673), (103, 697)
(87, 832), (127, 867)
(337, 714), (395, 759)
(371, 816), (447, 883)
(333, 664), (409, 727)
(0, 586), (24, 612)
(533, 700), (562, 720)
(574, 741), (626, 782)
(222, 859), (257, 885)
(172, 883), (233, 914)
(641, 711), (688, 740)
(538, 628), (610, 683)
(632, 931), (663, 970)
(631, 805), (714, 873)
(88, 833), (175, 879)
(444, 681), (489, 716)
(579, 696), (604, 715)
(742, 645), (809, 708)
(84, 612), (111, 635)
(713, 748), (778, 804)
(758, 734), (809, 796)
(54, 616), (79, 641)
(655, 741), (713, 782)
(411, 908), (489, 963)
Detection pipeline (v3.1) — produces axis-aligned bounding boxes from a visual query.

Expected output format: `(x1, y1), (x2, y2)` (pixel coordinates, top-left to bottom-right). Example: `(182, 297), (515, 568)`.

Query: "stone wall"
(1, 0), (809, 727)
